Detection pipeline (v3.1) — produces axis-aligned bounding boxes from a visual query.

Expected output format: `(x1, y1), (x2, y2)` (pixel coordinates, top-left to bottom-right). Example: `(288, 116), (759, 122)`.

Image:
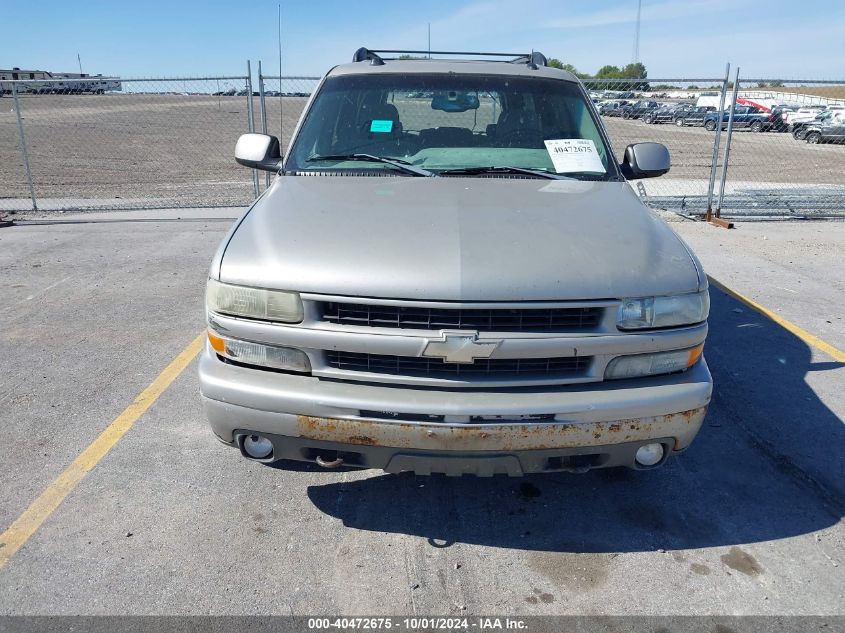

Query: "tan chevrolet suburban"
(199, 48), (712, 476)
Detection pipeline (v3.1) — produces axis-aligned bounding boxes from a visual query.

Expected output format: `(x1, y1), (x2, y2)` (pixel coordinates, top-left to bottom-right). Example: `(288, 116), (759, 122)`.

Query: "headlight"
(208, 330), (311, 373)
(206, 278), (303, 323)
(605, 344), (703, 380)
(617, 290), (709, 330)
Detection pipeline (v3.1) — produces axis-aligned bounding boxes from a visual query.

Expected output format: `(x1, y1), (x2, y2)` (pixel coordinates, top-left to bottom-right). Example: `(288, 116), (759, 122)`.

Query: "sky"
(2, 0), (843, 80)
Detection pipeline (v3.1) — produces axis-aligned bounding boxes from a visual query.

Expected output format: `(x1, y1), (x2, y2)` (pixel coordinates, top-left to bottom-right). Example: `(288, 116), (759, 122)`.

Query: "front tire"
(675, 118), (685, 127)
(806, 132), (822, 144)
(704, 120), (717, 131)
(750, 121), (763, 132)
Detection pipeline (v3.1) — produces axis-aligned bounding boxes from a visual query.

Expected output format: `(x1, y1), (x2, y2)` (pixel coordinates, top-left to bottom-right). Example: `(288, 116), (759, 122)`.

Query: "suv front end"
(198, 49), (713, 476)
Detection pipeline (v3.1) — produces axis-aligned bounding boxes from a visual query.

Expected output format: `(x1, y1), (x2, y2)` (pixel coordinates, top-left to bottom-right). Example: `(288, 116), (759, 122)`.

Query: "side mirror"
(235, 133), (282, 172)
(620, 142), (670, 179)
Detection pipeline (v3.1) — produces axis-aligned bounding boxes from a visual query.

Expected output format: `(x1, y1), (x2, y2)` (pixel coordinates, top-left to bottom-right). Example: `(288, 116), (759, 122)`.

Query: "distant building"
(0, 67), (121, 94)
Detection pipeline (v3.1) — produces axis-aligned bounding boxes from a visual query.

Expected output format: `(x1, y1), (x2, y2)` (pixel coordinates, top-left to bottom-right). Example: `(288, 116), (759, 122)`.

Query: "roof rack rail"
(352, 47), (385, 66)
(351, 48), (548, 68)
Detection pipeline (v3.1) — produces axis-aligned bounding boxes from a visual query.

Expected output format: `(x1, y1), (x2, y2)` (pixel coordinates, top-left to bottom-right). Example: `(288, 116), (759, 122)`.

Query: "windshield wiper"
(306, 154), (434, 177)
(437, 166), (574, 180)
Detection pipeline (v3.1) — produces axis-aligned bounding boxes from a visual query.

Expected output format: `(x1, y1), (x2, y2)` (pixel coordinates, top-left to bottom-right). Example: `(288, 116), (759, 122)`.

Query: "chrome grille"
(325, 351), (591, 379)
(320, 303), (603, 332)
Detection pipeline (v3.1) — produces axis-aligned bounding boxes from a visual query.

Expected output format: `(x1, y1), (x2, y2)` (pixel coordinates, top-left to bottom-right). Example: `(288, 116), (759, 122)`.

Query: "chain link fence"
(587, 77), (727, 214)
(255, 74), (321, 148)
(703, 79), (845, 218)
(1, 76), (255, 212)
(2, 66), (844, 219)
(588, 75), (845, 218)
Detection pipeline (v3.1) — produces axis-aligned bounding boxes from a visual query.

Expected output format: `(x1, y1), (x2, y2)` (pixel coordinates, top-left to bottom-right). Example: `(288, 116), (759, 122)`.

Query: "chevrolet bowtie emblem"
(421, 331), (501, 364)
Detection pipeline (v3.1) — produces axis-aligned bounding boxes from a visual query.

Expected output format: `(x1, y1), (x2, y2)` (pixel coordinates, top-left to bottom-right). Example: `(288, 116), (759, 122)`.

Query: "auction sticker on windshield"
(544, 139), (604, 173)
(370, 119), (394, 133)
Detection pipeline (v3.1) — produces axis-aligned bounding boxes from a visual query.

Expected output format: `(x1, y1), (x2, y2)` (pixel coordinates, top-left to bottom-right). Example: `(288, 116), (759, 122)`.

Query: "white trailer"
(0, 68), (121, 95)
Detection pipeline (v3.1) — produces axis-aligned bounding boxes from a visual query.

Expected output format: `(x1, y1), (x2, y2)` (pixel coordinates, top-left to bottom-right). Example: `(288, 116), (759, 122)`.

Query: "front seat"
(495, 94), (541, 145)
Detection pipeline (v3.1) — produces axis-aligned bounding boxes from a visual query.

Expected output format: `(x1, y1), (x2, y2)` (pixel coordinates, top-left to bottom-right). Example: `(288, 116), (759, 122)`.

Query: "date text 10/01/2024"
(306, 618), (528, 630)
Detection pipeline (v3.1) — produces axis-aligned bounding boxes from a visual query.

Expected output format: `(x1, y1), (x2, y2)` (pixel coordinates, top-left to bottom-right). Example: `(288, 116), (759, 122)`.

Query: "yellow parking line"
(708, 276), (845, 363)
(0, 332), (205, 569)
(2, 277), (843, 570)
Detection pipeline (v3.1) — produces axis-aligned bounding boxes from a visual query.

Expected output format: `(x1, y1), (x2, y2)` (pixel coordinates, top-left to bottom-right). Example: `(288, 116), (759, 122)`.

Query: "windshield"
(285, 73), (613, 179)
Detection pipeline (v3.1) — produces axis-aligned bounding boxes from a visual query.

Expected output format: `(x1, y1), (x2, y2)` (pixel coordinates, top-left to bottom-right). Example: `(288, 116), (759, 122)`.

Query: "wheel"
(704, 120), (717, 131)
(643, 115), (653, 124)
(750, 121), (762, 132)
(792, 127), (803, 140)
(622, 111), (631, 120)
(675, 118), (685, 127)
(806, 132), (821, 144)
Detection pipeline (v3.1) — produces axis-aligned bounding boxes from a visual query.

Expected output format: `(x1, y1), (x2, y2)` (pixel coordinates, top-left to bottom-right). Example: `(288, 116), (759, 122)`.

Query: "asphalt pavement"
(0, 209), (842, 616)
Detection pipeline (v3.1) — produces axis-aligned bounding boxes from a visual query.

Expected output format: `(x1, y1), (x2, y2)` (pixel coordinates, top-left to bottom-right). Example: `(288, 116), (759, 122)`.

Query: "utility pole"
(428, 23), (431, 58)
(77, 53), (83, 74)
(632, 0), (642, 63)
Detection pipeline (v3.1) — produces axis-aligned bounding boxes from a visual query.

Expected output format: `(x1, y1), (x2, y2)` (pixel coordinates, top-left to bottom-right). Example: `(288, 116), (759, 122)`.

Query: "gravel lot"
(0, 210), (843, 618)
(2, 94), (843, 211)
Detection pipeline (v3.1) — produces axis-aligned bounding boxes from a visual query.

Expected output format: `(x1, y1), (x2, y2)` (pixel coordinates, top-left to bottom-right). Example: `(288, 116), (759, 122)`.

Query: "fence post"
(258, 61), (270, 190)
(245, 61), (259, 198)
(705, 63), (729, 221)
(12, 82), (38, 211)
(716, 67), (741, 218)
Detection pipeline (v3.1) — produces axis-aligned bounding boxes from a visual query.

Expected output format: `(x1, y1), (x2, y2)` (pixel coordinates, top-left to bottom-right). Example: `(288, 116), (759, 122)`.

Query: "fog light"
(243, 434), (273, 459)
(635, 443), (664, 466)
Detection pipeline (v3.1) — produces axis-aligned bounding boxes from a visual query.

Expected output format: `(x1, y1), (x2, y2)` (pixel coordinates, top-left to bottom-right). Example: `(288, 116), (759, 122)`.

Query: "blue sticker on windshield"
(370, 119), (394, 133)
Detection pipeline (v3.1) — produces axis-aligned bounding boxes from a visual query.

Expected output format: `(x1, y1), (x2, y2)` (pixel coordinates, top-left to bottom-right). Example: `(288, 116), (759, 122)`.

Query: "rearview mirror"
(620, 142), (670, 179)
(235, 133), (282, 172)
(431, 91), (480, 113)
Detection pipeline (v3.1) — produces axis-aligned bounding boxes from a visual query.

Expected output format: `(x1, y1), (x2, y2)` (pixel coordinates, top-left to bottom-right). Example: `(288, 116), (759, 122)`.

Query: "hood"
(218, 176), (702, 301)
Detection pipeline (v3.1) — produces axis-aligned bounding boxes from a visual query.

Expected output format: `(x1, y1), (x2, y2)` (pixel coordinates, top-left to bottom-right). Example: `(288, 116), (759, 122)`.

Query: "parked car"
(200, 47), (712, 476)
(792, 110), (836, 139)
(674, 106), (716, 127)
(598, 100), (630, 117)
(621, 100), (660, 120)
(767, 106), (795, 132)
(703, 106), (774, 132)
(804, 112), (845, 144)
(642, 103), (695, 124)
(783, 105), (828, 129)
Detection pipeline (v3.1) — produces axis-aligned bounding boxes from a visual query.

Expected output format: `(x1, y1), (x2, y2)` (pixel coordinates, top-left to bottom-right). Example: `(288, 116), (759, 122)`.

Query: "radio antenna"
(278, 3), (284, 146)
(632, 0), (642, 63)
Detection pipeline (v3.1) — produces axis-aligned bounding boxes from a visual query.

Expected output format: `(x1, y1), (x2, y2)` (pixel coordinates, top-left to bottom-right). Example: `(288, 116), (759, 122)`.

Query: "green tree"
(621, 62), (647, 79)
(547, 58), (583, 76)
(595, 65), (622, 78)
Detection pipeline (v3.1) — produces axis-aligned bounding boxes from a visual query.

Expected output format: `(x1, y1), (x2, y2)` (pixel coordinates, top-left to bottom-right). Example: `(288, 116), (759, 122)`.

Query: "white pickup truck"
(783, 106), (830, 129)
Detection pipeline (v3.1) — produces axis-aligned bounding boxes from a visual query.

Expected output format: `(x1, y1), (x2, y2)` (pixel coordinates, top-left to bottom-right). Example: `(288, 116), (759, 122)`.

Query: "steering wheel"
(495, 127), (546, 147)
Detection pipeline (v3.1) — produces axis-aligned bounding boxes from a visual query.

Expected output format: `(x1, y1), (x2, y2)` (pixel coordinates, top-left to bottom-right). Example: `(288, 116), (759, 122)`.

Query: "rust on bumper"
(296, 407), (707, 453)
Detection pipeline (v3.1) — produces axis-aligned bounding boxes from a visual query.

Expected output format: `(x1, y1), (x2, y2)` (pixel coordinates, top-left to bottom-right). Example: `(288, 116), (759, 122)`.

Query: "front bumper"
(199, 345), (712, 475)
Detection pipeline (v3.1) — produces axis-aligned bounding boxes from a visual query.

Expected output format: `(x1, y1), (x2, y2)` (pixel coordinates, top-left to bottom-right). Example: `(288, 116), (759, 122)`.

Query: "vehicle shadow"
(304, 286), (844, 552)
